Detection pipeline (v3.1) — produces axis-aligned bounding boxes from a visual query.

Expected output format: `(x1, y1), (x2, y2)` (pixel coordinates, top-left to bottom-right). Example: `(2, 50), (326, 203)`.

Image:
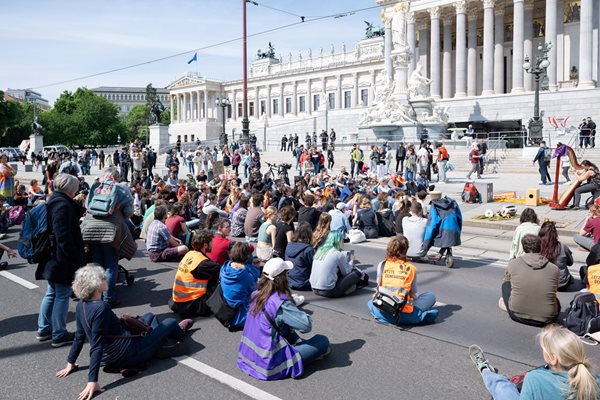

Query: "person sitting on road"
(310, 231), (367, 298)
(311, 213), (332, 250)
(509, 207), (540, 259)
(256, 206), (277, 261)
(368, 235), (439, 325)
(165, 202), (192, 247)
(329, 202), (351, 238)
(354, 197), (379, 239)
(298, 193), (321, 231)
(499, 234), (560, 327)
(574, 205), (600, 252)
(146, 205), (188, 262)
(219, 242), (261, 330)
(230, 194), (248, 238)
(273, 205), (296, 258)
(206, 218), (232, 266)
(394, 195), (412, 235)
(285, 222), (315, 292)
(56, 264), (193, 400)
(244, 193), (264, 243)
(237, 258), (331, 381)
(169, 231), (221, 317)
(403, 202), (428, 259)
(469, 324), (600, 400)
(570, 160), (600, 210)
(539, 221), (574, 290)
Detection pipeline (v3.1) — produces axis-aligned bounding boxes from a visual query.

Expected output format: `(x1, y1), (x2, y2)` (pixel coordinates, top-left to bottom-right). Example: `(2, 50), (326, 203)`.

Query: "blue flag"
(187, 53), (197, 64)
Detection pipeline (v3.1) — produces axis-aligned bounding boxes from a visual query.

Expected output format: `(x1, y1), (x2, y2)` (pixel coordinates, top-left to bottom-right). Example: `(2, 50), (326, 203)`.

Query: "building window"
(191, 135), (195, 142)
(249, 101), (254, 116)
(260, 100), (266, 116)
(328, 93), (335, 109)
(361, 89), (369, 106)
(344, 91), (352, 108)
(313, 94), (320, 111)
(273, 99), (279, 114)
(177, 135), (181, 142)
(299, 96), (306, 113)
(285, 97), (292, 113)
(227, 104), (232, 118)
(237, 103), (243, 117)
(184, 135), (188, 143)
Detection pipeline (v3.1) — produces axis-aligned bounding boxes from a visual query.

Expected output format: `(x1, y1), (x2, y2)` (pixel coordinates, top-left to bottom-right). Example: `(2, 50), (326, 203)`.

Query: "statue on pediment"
(407, 63), (432, 99)
(256, 42), (276, 59)
(391, 1), (410, 50)
(364, 21), (385, 39)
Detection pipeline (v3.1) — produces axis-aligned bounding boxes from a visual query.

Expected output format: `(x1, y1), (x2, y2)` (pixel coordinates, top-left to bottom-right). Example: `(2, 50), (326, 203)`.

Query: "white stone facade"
(92, 86), (170, 115)
(167, 0), (600, 148)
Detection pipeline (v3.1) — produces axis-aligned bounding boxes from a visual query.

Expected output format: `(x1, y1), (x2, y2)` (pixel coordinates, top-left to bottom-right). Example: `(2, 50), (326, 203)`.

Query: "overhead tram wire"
(31, 4), (380, 91)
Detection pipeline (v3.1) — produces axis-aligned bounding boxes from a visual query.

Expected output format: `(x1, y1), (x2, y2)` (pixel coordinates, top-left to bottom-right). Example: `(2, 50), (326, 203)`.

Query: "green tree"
(40, 88), (125, 146)
(0, 92), (37, 146)
(145, 83), (158, 108)
(123, 104), (149, 142)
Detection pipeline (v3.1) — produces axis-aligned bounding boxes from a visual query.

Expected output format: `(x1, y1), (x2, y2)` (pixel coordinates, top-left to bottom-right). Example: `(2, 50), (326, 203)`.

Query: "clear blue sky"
(2, 0), (381, 104)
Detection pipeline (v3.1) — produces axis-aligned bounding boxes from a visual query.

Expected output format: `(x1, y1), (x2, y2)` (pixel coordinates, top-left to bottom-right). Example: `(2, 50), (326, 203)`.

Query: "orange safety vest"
(379, 258), (415, 314)
(587, 264), (600, 304)
(172, 251), (209, 303)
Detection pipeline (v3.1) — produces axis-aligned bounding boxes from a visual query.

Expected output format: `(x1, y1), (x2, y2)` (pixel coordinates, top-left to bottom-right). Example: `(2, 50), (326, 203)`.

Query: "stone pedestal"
(391, 49), (411, 95)
(29, 134), (43, 155)
(149, 124), (170, 154)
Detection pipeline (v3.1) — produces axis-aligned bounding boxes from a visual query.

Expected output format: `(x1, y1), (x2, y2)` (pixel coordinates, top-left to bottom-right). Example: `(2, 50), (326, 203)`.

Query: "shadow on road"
(436, 304), (462, 324)
(300, 338), (366, 378)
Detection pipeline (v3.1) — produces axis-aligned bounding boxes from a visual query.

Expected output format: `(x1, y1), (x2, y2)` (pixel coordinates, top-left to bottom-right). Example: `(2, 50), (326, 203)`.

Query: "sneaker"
(498, 297), (507, 312)
(51, 331), (75, 348)
(469, 344), (496, 373)
(178, 319), (194, 333)
(314, 346), (332, 361)
(36, 331), (52, 342)
(0, 261), (7, 270)
(292, 293), (305, 306)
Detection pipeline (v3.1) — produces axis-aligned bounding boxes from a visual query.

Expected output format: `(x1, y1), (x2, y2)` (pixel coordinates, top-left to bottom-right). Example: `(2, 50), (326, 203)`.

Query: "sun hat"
(263, 258), (293, 280)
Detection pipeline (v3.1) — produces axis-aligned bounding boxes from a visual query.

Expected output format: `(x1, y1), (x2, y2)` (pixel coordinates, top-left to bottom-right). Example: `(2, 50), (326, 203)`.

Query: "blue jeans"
(481, 369), (520, 399)
(186, 219), (200, 230)
(38, 281), (72, 340)
(117, 313), (185, 368)
(368, 292), (439, 325)
(404, 170), (414, 182)
(292, 334), (330, 365)
(91, 243), (119, 302)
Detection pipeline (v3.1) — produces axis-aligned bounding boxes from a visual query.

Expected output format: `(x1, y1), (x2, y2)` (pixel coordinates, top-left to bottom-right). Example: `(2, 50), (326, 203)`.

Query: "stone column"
(307, 80), (312, 115)
(170, 95), (174, 123)
(203, 89), (208, 119)
(454, 1), (468, 97)
(524, 0), (534, 91)
(494, 1), (505, 94)
(512, 0), (525, 92)
(197, 91), (202, 120)
(545, 0), (558, 91)
(407, 12), (417, 75)
(337, 75), (342, 109)
(418, 19), (430, 75)
(430, 7), (441, 99)
(232, 91), (237, 120)
(191, 92), (196, 120)
(467, 7), (478, 96)
(266, 86), (271, 118)
(177, 94), (182, 122)
(353, 74), (360, 106)
(292, 83), (298, 116)
(579, 0), (595, 88)
(482, 0), (495, 96)
(384, 12), (394, 81)
(183, 93), (188, 122)
(255, 87), (260, 120)
(370, 72), (376, 105)
(442, 15), (453, 98)
(279, 84), (284, 116)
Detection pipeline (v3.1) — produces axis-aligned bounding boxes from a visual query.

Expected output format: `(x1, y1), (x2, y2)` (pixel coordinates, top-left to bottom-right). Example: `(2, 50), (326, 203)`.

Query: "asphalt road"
(2, 228), (599, 400)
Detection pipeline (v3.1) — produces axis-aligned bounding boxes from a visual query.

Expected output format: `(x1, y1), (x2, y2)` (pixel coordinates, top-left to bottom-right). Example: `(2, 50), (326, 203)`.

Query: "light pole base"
(240, 117), (250, 144)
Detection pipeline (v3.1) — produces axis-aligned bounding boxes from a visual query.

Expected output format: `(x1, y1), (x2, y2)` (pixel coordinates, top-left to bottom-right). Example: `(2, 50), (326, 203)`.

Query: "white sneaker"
(539, 180), (544, 184)
(292, 293), (305, 306)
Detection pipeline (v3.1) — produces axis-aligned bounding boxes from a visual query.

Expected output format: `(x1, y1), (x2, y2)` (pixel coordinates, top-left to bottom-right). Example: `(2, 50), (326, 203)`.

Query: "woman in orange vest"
(368, 235), (439, 325)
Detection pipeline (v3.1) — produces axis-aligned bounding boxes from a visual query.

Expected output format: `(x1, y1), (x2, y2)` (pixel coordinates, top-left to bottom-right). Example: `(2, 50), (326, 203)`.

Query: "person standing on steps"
(466, 143), (481, 180)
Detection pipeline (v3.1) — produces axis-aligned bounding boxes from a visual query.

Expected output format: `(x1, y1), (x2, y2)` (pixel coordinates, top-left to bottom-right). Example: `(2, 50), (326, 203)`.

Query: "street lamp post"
(215, 96), (230, 147)
(523, 42), (551, 146)
(240, 0), (250, 143)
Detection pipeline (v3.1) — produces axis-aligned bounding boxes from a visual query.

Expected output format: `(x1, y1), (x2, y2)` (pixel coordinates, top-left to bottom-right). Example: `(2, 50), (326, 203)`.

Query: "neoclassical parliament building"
(166, 0), (599, 146)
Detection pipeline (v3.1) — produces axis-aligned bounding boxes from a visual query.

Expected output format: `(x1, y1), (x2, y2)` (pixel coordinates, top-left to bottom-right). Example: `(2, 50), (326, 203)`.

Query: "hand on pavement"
(55, 363), (77, 378)
(78, 382), (101, 400)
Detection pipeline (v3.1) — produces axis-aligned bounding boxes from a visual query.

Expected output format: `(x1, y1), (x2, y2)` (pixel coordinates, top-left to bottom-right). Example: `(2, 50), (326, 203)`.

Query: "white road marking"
(174, 356), (283, 400)
(0, 271), (38, 289)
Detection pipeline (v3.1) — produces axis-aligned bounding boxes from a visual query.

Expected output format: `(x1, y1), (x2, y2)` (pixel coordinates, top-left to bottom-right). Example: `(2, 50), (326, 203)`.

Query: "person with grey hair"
(36, 174), (85, 348)
(56, 264), (193, 400)
(81, 166), (136, 307)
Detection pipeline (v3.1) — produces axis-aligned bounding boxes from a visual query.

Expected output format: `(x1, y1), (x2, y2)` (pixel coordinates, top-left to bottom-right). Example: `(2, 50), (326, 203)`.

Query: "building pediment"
(167, 75), (206, 90)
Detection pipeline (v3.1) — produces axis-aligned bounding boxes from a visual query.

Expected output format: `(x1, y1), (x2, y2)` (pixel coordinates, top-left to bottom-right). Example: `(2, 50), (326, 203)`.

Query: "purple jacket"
(237, 292), (303, 380)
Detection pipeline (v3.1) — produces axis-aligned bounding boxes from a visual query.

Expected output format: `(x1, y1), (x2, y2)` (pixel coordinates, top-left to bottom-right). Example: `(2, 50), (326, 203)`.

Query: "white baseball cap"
(263, 258), (293, 280)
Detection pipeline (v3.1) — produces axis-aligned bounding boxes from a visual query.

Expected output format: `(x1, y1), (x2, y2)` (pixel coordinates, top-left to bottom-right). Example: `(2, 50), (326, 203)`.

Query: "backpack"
(87, 179), (120, 218)
(223, 154), (231, 167)
(18, 203), (53, 264)
(562, 292), (600, 336)
(9, 206), (25, 225)
(461, 183), (481, 204)
(543, 148), (552, 162)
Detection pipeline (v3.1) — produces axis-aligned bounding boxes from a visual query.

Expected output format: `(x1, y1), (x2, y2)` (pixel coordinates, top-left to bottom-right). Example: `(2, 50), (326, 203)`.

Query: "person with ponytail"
(469, 324), (600, 399)
(539, 221), (574, 290)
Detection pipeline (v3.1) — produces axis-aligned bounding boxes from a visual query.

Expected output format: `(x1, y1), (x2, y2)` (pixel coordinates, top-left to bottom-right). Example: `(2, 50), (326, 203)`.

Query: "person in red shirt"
(574, 205), (600, 251)
(165, 202), (192, 247)
(207, 219), (232, 265)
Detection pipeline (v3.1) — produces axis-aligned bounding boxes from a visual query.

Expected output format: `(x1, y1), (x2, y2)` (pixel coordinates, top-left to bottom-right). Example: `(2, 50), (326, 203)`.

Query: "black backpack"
(222, 154), (231, 167)
(562, 292), (600, 336)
